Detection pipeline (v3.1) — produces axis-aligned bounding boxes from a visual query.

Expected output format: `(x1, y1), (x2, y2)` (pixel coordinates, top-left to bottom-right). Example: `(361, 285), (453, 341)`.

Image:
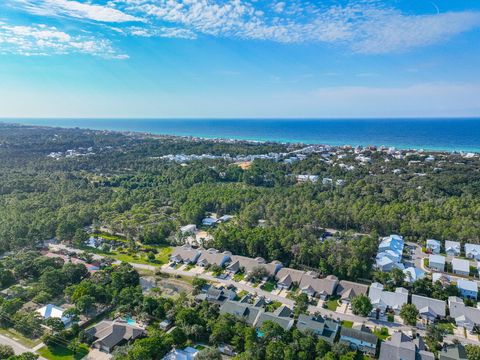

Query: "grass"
(37, 344), (89, 360)
(93, 231), (127, 242)
(260, 280), (276, 292)
(341, 320), (353, 328)
(373, 327), (390, 341)
(324, 298), (340, 311)
(266, 300), (282, 312)
(437, 322), (455, 334)
(0, 327), (42, 347)
(80, 244), (172, 266)
(233, 272), (245, 282)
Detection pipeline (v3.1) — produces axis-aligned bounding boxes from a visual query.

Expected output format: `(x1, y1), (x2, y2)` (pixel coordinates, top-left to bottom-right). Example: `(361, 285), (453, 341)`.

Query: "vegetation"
(399, 304), (419, 326)
(350, 295), (373, 317)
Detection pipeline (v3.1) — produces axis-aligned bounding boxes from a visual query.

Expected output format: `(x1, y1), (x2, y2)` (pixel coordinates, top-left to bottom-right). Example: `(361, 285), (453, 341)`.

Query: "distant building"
(429, 254), (446, 272)
(275, 268), (305, 290)
(445, 241), (461, 257)
(179, 224), (197, 234)
(202, 217), (218, 226)
(170, 246), (201, 265)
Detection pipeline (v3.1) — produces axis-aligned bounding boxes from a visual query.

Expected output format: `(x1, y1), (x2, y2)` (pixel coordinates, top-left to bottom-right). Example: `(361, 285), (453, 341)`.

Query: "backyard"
(37, 344), (89, 360)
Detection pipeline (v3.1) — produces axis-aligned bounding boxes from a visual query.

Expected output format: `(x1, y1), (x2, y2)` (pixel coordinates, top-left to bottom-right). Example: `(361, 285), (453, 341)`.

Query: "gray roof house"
(368, 283), (409, 314)
(426, 239), (441, 254)
(170, 246), (201, 264)
(195, 285), (236, 304)
(411, 294), (446, 321)
(255, 311), (294, 331)
(86, 320), (145, 353)
(196, 248), (231, 267)
(445, 241), (461, 257)
(439, 344), (468, 360)
(299, 274), (339, 300)
(335, 281), (369, 302)
(429, 254), (446, 272)
(465, 244), (480, 260)
(448, 296), (480, 333)
(219, 300), (262, 326)
(451, 258), (470, 276)
(296, 314), (339, 343)
(275, 268), (305, 290)
(340, 324), (378, 356)
(228, 255), (282, 277)
(379, 332), (434, 360)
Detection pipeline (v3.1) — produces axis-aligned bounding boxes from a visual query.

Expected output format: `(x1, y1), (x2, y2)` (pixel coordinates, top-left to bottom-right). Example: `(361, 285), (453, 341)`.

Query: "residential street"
(0, 334), (46, 359)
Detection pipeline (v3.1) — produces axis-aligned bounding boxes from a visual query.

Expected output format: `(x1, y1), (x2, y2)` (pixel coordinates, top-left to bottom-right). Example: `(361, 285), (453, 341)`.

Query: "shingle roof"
(336, 280), (368, 300)
(86, 320), (145, 350)
(219, 301), (262, 326)
(340, 326), (378, 345)
(379, 332), (434, 360)
(411, 294), (446, 317)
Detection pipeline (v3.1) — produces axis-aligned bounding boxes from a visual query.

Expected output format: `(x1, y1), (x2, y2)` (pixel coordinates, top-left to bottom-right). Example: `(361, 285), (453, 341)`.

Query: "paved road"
(0, 334), (47, 359)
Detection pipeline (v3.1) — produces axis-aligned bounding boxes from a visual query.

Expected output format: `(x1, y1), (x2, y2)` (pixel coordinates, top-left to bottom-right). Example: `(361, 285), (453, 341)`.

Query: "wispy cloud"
(3, 0), (480, 58)
(0, 23), (127, 58)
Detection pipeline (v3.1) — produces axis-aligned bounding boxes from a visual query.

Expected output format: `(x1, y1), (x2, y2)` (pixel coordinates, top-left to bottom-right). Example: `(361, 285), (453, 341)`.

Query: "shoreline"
(1, 119), (479, 154)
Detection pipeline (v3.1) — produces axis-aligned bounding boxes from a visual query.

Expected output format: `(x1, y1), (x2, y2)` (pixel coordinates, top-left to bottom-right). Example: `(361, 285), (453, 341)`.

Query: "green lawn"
(373, 327), (390, 341)
(324, 298), (339, 311)
(233, 272), (245, 282)
(341, 320), (353, 328)
(37, 344), (89, 360)
(261, 280), (276, 292)
(437, 322), (455, 334)
(0, 327), (42, 348)
(81, 244), (172, 266)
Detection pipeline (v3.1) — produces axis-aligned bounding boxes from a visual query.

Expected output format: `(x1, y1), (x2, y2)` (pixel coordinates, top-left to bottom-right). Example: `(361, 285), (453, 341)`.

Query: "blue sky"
(0, 0), (479, 118)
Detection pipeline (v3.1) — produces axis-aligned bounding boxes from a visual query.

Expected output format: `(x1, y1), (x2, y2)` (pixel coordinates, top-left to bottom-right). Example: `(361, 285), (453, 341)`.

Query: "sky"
(0, 0), (479, 118)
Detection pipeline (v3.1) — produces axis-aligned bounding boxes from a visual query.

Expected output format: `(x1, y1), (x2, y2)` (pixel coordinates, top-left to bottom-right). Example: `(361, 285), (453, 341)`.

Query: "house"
(159, 319), (173, 331)
(465, 244), (480, 260)
(368, 283), (408, 315)
(86, 319), (145, 353)
(195, 285), (236, 304)
(445, 241), (461, 257)
(451, 258), (470, 276)
(227, 255), (282, 277)
(457, 279), (478, 299)
(219, 301), (262, 327)
(296, 175), (319, 183)
(335, 280), (368, 303)
(429, 254), (446, 272)
(439, 344), (468, 360)
(196, 248), (231, 268)
(378, 235), (404, 254)
(218, 344), (236, 357)
(296, 314), (339, 343)
(275, 268), (305, 290)
(255, 311), (294, 331)
(340, 324), (378, 356)
(218, 215), (233, 223)
(432, 273), (451, 286)
(379, 332), (434, 360)
(376, 235), (405, 272)
(163, 347), (199, 360)
(376, 254), (404, 272)
(170, 246), (201, 265)
(426, 239), (441, 254)
(299, 275), (339, 300)
(448, 296), (480, 332)
(403, 267), (425, 283)
(180, 224), (197, 234)
(36, 304), (71, 326)
(411, 294), (446, 322)
(201, 217), (218, 226)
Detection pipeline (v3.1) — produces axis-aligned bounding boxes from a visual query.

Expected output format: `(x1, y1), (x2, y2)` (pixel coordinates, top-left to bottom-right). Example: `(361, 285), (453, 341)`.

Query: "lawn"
(324, 298), (340, 311)
(233, 272), (245, 282)
(341, 320), (353, 328)
(80, 244), (172, 266)
(373, 327), (390, 341)
(37, 344), (89, 360)
(0, 327), (42, 348)
(437, 322), (455, 334)
(261, 280), (276, 292)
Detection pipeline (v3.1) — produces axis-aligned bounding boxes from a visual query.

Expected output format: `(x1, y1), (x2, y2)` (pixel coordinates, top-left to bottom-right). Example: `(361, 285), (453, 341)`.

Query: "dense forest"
(1, 123), (480, 279)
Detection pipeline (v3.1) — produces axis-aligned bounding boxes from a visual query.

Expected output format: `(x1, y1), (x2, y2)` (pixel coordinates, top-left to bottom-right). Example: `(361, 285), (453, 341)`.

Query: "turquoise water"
(2, 118), (480, 152)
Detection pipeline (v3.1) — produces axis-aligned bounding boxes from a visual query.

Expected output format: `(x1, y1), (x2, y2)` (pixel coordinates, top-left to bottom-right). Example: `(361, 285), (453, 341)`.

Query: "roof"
(411, 294), (446, 317)
(336, 280), (368, 300)
(465, 244), (480, 256)
(299, 274), (338, 296)
(457, 279), (478, 292)
(163, 346), (199, 360)
(229, 255), (281, 276)
(448, 297), (480, 328)
(426, 239), (441, 247)
(429, 254), (446, 265)
(452, 258), (470, 273)
(196, 248), (230, 266)
(439, 344), (468, 360)
(36, 304), (70, 324)
(219, 301), (262, 326)
(340, 326), (378, 345)
(170, 246), (201, 263)
(273, 305), (293, 317)
(445, 241), (461, 253)
(255, 312), (294, 330)
(275, 267), (305, 285)
(379, 332), (434, 360)
(368, 283), (409, 310)
(403, 267), (425, 282)
(296, 314), (338, 342)
(86, 320), (145, 350)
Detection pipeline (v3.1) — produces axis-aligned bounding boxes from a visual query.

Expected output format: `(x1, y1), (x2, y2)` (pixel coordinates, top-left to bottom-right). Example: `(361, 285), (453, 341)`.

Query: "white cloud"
(0, 23), (128, 58)
(12, 0), (143, 23)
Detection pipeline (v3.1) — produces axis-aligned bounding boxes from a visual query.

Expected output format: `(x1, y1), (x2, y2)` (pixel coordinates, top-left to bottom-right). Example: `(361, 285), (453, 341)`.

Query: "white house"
(376, 235), (405, 272)
(411, 294), (446, 322)
(448, 296), (480, 333)
(445, 241), (461, 257)
(465, 244), (480, 260)
(403, 267), (425, 283)
(426, 239), (441, 254)
(163, 347), (199, 360)
(368, 283), (408, 315)
(202, 217), (218, 226)
(36, 304), (71, 326)
(428, 254), (445, 272)
(457, 279), (478, 300)
(452, 258), (470, 276)
(180, 224), (197, 234)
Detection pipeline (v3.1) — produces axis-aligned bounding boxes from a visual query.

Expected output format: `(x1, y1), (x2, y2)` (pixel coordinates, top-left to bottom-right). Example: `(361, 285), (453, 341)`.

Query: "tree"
(350, 295), (373, 317)
(466, 344), (480, 360)
(425, 323), (444, 353)
(73, 229), (89, 247)
(246, 266), (268, 283)
(293, 293), (309, 318)
(0, 344), (14, 358)
(196, 348), (222, 360)
(399, 304), (419, 326)
(68, 339), (82, 355)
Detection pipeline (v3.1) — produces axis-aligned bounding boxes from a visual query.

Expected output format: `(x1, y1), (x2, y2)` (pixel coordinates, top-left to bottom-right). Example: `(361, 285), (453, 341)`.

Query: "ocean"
(2, 118), (480, 153)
